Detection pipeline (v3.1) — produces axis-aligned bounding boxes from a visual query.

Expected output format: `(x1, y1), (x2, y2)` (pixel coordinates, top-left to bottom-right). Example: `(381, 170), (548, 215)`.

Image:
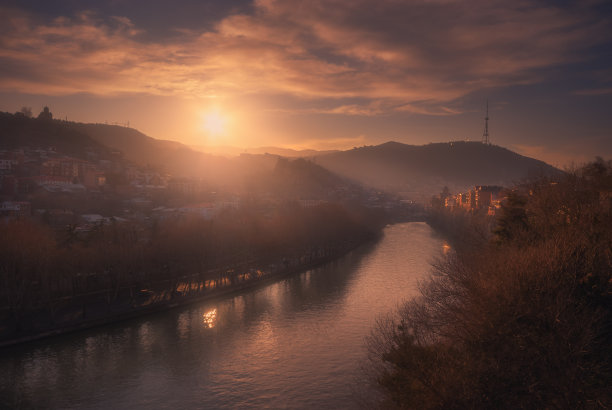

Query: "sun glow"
(202, 111), (227, 137)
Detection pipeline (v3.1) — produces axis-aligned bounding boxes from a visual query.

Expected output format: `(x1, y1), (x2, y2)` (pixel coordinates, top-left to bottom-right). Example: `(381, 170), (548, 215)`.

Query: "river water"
(0, 222), (446, 409)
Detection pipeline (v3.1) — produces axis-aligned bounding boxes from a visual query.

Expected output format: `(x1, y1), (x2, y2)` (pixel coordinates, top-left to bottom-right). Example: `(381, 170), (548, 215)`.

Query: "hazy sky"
(1, 0), (611, 166)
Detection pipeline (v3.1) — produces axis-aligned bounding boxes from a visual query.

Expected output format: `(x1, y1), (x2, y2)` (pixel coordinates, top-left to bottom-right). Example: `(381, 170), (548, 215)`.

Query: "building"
(0, 201), (31, 219)
(444, 196), (457, 209)
(0, 157), (17, 173)
(41, 157), (89, 183)
(37, 106), (53, 120)
(474, 185), (503, 209)
(443, 185), (505, 215)
(83, 167), (106, 189)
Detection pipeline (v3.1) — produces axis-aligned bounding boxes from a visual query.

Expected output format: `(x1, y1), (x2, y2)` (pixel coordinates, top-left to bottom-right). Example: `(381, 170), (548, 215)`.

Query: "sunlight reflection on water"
(0, 222), (445, 409)
(203, 308), (217, 328)
(442, 241), (451, 255)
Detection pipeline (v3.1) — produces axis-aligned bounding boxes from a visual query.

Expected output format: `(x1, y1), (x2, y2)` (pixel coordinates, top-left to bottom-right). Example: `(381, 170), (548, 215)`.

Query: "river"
(0, 222), (446, 409)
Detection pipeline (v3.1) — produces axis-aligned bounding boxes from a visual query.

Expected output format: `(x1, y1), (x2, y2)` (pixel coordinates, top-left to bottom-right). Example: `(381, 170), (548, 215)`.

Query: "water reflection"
(0, 222), (444, 409)
(203, 308), (217, 328)
(442, 241), (451, 255)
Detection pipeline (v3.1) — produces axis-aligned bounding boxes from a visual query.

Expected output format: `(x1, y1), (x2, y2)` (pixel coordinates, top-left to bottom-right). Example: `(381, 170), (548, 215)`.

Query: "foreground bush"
(368, 159), (612, 409)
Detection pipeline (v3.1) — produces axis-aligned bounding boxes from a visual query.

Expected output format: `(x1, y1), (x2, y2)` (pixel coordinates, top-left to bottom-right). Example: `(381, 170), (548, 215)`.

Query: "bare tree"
(17, 106), (32, 118)
(368, 160), (612, 409)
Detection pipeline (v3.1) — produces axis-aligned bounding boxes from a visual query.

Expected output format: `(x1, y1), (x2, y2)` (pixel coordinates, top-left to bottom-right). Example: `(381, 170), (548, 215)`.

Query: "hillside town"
(0, 108), (422, 230)
(432, 184), (505, 216)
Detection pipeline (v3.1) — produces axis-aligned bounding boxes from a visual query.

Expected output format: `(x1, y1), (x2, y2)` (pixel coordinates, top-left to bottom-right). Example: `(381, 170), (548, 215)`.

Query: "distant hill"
(73, 123), (351, 196)
(0, 112), (110, 158)
(314, 141), (561, 199)
(72, 122), (240, 181)
(240, 155), (359, 199)
(191, 144), (338, 158)
(1, 112), (560, 201)
(0, 112), (356, 199)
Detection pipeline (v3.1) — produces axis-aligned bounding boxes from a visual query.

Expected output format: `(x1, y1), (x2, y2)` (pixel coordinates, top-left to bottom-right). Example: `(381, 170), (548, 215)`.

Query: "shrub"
(368, 160), (612, 409)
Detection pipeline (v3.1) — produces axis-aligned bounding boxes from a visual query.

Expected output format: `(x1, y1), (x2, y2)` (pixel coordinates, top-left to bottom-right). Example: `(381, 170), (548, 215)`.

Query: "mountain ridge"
(313, 140), (561, 199)
(190, 144), (339, 158)
(1, 111), (561, 200)
(0, 112), (357, 199)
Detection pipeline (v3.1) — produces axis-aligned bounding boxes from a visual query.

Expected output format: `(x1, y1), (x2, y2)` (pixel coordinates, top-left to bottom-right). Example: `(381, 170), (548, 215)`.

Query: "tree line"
(0, 202), (385, 341)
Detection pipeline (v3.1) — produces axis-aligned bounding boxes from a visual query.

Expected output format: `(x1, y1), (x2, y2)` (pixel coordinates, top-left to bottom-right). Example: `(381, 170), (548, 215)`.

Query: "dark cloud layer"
(2, 1), (609, 108)
(1, 0), (254, 39)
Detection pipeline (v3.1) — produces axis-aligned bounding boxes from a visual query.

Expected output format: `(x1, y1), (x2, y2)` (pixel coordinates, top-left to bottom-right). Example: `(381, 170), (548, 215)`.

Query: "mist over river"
(0, 222), (446, 409)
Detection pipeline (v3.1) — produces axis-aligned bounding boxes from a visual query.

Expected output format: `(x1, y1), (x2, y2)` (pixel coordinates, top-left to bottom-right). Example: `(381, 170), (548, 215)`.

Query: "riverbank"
(0, 235), (379, 348)
(0, 222), (444, 410)
(370, 163), (612, 408)
(1, 202), (388, 347)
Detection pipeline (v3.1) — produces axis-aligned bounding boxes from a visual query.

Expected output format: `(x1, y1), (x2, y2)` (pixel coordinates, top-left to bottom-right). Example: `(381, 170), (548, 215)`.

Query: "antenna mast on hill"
(482, 100), (490, 145)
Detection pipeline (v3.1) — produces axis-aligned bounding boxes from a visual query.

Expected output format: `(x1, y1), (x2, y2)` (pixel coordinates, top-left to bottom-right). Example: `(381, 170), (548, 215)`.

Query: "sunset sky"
(0, 0), (611, 166)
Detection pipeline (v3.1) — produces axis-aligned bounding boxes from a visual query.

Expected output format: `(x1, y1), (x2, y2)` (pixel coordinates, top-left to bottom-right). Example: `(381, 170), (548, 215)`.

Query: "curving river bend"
(0, 222), (446, 409)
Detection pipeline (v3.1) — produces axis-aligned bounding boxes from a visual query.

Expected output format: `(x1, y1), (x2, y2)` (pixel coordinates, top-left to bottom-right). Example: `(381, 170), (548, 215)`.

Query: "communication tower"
(482, 100), (490, 145)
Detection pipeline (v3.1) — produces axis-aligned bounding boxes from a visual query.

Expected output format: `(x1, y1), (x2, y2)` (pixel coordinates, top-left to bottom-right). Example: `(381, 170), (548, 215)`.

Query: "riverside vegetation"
(368, 159), (612, 409)
(0, 202), (384, 344)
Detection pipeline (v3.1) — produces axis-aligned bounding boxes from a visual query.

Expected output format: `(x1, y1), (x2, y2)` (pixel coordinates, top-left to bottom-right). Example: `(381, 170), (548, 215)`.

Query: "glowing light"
(202, 111), (226, 136)
(442, 242), (451, 255)
(203, 308), (217, 328)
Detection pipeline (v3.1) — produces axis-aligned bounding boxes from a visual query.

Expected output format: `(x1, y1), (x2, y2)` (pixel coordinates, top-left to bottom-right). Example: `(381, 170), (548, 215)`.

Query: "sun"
(202, 111), (226, 136)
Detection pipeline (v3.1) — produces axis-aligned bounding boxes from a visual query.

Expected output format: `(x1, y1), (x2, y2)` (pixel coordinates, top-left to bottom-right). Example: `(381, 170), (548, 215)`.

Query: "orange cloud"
(0, 1), (608, 116)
